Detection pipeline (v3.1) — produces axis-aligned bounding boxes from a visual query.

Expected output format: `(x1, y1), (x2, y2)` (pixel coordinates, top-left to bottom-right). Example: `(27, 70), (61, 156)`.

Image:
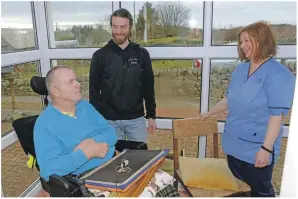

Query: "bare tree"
(155, 2), (190, 28)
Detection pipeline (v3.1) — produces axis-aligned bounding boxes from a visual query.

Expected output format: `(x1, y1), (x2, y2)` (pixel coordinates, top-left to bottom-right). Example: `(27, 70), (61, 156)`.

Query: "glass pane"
(52, 59), (202, 118)
(121, 1), (204, 46)
(47, 2), (114, 48)
(153, 59), (202, 118)
(1, 141), (39, 197)
(209, 59), (239, 121)
(1, 2), (37, 53)
(1, 62), (43, 137)
(278, 58), (296, 75)
(209, 59), (296, 124)
(276, 58), (296, 125)
(212, 1), (296, 45)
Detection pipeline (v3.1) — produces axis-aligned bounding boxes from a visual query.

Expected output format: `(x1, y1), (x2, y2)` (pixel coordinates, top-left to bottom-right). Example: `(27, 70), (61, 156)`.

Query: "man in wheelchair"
(34, 65), (117, 186)
(12, 65), (149, 197)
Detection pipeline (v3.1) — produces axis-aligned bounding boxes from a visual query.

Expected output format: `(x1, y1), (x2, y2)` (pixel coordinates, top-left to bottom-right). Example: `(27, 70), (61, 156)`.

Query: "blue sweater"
(34, 100), (117, 181)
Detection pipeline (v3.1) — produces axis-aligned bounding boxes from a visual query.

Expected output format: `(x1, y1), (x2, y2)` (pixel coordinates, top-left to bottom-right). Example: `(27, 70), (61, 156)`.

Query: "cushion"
(178, 157), (239, 191)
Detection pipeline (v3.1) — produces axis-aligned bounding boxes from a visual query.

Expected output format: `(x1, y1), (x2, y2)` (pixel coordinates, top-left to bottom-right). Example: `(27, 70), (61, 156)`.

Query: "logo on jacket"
(128, 58), (139, 65)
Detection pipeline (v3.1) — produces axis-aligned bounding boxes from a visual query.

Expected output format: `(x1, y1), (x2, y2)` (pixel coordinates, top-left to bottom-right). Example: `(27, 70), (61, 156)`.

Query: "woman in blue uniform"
(201, 21), (296, 197)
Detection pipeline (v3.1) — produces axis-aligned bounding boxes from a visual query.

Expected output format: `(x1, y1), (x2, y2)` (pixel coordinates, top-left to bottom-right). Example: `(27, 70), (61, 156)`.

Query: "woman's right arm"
(200, 64), (241, 120)
(201, 96), (228, 119)
(200, 65), (240, 120)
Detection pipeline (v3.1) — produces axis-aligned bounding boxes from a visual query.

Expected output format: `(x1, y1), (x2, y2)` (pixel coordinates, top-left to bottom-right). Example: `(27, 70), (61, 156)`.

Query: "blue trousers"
(227, 155), (275, 197)
(108, 117), (148, 143)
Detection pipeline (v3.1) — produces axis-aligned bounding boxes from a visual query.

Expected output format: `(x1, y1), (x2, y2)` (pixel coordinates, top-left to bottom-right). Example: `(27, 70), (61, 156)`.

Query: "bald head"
(45, 65), (81, 103)
(45, 65), (72, 94)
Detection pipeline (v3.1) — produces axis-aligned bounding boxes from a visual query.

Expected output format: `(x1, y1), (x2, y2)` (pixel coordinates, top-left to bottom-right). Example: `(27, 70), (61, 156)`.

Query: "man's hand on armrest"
(74, 139), (109, 159)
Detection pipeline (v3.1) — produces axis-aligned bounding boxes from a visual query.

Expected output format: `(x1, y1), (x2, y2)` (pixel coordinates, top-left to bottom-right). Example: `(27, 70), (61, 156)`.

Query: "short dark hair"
(110, 8), (133, 27)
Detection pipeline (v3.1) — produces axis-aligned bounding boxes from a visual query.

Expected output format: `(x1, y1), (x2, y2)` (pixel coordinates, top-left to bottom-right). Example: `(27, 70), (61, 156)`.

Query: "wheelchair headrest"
(30, 76), (48, 96)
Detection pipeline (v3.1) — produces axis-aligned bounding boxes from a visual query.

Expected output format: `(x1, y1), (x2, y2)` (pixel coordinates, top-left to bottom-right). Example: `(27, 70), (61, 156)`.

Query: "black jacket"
(89, 40), (156, 120)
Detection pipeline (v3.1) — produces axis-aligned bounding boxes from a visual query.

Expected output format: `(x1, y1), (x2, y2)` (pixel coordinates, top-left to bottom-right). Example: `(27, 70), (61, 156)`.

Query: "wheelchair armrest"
(64, 176), (95, 197)
(115, 140), (148, 152)
(40, 177), (51, 194)
(49, 174), (72, 190)
(48, 174), (83, 197)
(48, 174), (95, 197)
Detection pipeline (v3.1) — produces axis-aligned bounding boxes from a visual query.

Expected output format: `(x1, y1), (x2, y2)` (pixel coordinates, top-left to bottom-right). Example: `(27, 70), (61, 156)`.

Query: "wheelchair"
(12, 76), (148, 197)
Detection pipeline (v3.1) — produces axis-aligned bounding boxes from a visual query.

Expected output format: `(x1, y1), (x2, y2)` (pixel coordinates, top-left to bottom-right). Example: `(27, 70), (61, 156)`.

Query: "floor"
(1, 130), (287, 197)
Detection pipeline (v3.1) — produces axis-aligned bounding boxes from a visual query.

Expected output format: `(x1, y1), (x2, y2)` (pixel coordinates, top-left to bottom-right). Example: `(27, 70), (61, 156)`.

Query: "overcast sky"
(1, 1), (296, 29)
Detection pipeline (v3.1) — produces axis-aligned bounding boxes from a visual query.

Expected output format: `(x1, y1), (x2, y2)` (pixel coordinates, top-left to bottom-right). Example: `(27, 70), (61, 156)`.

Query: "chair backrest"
(12, 76), (48, 171)
(172, 117), (218, 171)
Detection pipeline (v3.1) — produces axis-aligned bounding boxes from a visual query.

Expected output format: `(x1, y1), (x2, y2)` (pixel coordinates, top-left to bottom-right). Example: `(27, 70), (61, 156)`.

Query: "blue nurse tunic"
(222, 58), (296, 165)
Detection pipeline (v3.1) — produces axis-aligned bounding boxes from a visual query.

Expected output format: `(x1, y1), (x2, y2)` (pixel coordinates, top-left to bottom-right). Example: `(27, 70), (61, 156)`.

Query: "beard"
(112, 31), (130, 45)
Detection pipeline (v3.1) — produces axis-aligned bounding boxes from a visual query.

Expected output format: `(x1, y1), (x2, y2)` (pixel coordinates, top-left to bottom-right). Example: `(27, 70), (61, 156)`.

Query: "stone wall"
(154, 68), (201, 99)
(1, 75), (37, 96)
(1, 67), (223, 103)
(2, 63), (296, 108)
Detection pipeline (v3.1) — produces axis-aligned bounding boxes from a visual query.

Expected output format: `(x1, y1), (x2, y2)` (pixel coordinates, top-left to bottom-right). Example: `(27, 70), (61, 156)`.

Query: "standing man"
(89, 8), (156, 143)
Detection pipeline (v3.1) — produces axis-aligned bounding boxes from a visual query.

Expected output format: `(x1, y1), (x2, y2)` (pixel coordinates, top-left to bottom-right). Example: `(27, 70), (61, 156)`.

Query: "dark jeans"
(227, 155), (275, 197)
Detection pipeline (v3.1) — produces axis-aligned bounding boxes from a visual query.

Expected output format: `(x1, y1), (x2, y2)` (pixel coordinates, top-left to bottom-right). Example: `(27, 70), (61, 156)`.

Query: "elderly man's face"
(52, 68), (81, 103)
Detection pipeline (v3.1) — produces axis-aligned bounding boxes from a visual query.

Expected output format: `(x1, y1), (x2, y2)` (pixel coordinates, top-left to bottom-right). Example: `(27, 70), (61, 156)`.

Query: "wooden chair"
(172, 117), (251, 197)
